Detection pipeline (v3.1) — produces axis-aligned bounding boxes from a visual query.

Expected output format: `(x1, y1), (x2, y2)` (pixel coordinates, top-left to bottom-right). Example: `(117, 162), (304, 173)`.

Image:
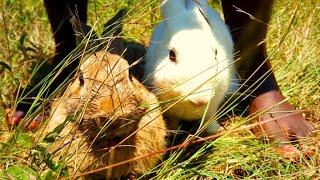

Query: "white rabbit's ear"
(185, 0), (196, 10)
(186, 0), (210, 11)
(160, 0), (187, 18)
(161, 0), (210, 17)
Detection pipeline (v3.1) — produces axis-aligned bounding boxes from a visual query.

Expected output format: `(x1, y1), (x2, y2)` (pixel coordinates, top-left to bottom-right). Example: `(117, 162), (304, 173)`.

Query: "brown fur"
(42, 51), (167, 179)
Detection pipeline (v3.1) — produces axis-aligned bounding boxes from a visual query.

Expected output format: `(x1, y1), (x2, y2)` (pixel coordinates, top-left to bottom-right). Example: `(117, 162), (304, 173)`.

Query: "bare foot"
(5, 109), (42, 131)
(249, 91), (314, 157)
(5, 109), (24, 130)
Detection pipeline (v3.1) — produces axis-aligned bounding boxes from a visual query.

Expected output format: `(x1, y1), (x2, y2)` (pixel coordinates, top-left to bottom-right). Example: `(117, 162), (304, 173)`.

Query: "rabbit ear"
(160, 0), (186, 19)
(185, 0), (195, 10)
(100, 9), (128, 55)
(69, 16), (103, 54)
(70, 16), (100, 46)
(101, 9), (127, 38)
(161, 0), (209, 17)
(186, 0), (209, 10)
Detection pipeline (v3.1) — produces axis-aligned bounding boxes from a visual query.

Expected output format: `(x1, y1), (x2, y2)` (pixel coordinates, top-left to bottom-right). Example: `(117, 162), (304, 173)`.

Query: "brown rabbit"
(39, 10), (167, 179)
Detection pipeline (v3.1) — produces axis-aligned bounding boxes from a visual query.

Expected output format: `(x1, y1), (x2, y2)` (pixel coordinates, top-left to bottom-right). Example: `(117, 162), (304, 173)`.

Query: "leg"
(221, 0), (313, 149)
(222, 0), (277, 96)
(6, 0), (88, 130)
(44, 0), (88, 65)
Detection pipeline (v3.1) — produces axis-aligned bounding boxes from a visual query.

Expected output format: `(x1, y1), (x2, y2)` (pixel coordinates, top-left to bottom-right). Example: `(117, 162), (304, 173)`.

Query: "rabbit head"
(143, 0), (234, 121)
(47, 51), (167, 179)
(66, 52), (145, 138)
(66, 11), (147, 138)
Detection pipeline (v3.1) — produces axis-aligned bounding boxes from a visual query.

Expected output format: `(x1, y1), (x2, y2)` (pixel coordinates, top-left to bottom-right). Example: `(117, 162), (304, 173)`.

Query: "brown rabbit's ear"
(101, 9), (127, 38)
(101, 9), (128, 55)
(70, 16), (102, 51)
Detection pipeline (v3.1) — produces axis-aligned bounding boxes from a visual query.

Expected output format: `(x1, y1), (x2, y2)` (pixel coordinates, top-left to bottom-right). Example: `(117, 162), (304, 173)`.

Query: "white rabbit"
(143, 0), (237, 134)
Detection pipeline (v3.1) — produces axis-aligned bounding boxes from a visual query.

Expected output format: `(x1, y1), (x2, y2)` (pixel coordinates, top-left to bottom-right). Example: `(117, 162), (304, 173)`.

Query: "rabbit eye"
(169, 49), (177, 63)
(79, 72), (84, 86)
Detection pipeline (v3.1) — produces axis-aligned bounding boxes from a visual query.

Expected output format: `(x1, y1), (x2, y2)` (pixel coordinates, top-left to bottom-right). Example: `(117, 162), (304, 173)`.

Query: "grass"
(0, 0), (319, 179)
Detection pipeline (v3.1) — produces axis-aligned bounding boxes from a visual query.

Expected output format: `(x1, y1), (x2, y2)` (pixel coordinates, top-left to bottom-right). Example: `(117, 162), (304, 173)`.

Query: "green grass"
(0, 0), (319, 179)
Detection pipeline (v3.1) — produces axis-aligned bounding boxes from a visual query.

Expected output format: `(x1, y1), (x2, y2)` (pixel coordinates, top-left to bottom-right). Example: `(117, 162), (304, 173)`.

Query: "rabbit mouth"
(79, 116), (139, 140)
(156, 88), (212, 120)
(77, 117), (138, 149)
(189, 97), (208, 107)
(78, 105), (147, 145)
(157, 84), (212, 106)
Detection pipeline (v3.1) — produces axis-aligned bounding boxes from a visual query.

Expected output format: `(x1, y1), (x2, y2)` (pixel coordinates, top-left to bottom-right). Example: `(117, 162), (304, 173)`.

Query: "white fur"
(143, 0), (237, 133)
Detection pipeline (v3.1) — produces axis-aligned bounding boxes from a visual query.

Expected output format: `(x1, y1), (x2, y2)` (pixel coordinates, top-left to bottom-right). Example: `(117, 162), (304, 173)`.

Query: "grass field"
(0, 0), (319, 179)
